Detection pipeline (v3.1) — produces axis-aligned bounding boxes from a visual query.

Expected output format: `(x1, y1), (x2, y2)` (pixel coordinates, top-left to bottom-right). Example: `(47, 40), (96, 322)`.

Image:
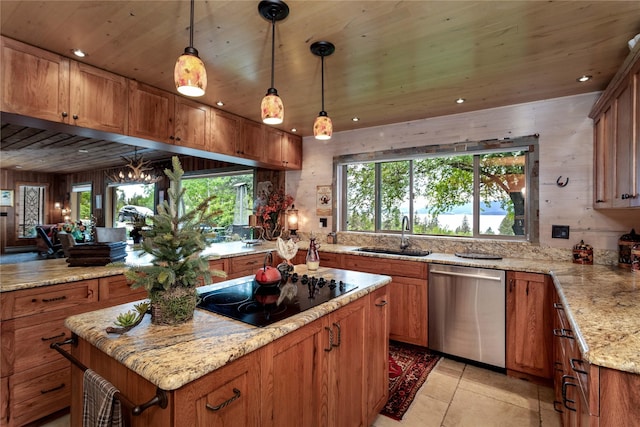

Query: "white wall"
(286, 92), (638, 252)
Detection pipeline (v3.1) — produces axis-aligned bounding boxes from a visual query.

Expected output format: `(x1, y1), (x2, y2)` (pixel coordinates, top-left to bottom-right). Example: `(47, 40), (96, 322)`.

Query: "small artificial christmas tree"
(124, 156), (225, 325)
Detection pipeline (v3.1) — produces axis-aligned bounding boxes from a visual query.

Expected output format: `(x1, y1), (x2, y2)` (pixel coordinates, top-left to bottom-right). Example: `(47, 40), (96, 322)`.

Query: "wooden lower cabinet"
(343, 254), (427, 346)
(506, 271), (553, 382)
(552, 290), (640, 427)
(70, 286), (389, 427)
(0, 275), (148, 427)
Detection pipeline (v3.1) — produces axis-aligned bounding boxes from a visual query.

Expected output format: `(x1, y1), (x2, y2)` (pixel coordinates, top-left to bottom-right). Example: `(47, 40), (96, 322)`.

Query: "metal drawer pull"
(561, 375), (577, 412)
(41, 295), (67, 303)
(553, 400), (564, 413)
(324, 326), (334, 352)
(552, 328), (574, 339)
(375, 300), (388, 307)
(332, 322), (341, 348)
(570, 358), (588, 375)
(41, 332), (66, 341)
(206, 388), (241, 411)
(41, 383), (65, 394)
(553, 302), (563, 310)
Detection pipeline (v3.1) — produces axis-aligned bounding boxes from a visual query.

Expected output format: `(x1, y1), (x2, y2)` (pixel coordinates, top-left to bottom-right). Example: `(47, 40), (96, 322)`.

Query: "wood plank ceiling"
(1, 1), (640, 173)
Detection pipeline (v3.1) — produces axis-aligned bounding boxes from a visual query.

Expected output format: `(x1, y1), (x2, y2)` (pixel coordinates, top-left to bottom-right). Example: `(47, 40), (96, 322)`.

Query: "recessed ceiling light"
(456, 98), (466, 104)
(78, 149), (89, 153)
(216, 101), (224, 106)
(576, 75), (592, 82)
(290, 128), (297, 132)
(351, 117), (360, 122)
(71, 49), (87, 58)
(15, 165), (23, 169)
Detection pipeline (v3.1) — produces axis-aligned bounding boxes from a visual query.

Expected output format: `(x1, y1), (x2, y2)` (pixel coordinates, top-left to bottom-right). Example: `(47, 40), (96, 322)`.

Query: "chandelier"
(105, 148), (162, 184)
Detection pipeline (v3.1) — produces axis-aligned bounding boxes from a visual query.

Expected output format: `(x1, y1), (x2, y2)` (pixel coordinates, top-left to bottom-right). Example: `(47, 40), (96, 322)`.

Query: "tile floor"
(37, 357), (561, 427)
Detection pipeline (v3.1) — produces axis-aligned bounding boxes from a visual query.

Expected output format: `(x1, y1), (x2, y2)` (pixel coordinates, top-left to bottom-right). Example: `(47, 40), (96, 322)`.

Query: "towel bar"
(51, 337), (168, 415)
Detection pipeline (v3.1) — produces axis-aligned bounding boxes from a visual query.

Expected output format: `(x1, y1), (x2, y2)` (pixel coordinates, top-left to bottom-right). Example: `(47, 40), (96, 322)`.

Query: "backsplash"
(320, 232), (619, 266)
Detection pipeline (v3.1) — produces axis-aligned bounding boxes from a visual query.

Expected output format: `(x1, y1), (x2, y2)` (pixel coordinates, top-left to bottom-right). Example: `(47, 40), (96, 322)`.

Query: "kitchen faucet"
(400, 215), (410, 250)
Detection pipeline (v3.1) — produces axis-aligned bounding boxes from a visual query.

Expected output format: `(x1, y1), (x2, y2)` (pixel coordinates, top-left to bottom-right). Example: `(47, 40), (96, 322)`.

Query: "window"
(338, 136), (538, 240)
(182, 170), (254, 240)
(17, 184), (46, 238)
(71, 183), (92, 222)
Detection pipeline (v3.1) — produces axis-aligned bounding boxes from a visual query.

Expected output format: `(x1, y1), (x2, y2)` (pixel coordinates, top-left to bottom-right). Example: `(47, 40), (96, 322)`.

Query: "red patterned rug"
(381, 341), (441, 420)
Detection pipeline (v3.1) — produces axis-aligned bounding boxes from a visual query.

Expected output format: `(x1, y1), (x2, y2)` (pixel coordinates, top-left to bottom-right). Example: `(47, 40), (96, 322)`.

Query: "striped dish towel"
(83, 369), (123, 427)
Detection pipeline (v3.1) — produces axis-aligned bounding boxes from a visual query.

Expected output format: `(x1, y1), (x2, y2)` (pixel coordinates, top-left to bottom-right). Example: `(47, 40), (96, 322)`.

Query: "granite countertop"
(3, 240), (639, 377)
(0, 241), (279, 293)
(64, 265), (391, 390)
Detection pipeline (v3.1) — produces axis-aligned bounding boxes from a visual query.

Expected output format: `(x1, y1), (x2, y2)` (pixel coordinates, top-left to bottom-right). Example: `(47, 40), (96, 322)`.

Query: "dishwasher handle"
(429, 269), (502, 281)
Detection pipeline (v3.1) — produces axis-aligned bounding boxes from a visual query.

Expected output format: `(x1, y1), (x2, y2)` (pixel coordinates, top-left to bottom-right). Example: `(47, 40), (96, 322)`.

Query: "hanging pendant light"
(259, 0), (289, 125)
(174, 0), (207, 97)
(310, 41), (335, 140)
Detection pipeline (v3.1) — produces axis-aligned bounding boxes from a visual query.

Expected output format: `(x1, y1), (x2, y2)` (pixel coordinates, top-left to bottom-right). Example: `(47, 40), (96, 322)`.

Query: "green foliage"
(124, 157), (223, 299)
(455, 215), (471, 235)
(346, 164), (375, 231)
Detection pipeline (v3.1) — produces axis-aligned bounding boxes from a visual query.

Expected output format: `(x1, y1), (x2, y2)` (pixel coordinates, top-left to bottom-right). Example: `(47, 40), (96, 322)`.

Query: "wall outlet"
(552, 225), (570, 239)
(319, 218), (328, 228)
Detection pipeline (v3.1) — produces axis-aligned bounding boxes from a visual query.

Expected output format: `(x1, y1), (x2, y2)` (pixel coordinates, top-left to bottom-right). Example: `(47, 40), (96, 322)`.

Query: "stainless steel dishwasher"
(428, 264), (506, 368)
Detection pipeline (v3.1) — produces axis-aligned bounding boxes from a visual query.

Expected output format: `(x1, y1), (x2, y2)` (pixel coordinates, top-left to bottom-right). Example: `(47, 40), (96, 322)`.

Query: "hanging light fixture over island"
(310, 41), (335, 140)
(258, 0), (289, 125)
(174, 0), (207, 97)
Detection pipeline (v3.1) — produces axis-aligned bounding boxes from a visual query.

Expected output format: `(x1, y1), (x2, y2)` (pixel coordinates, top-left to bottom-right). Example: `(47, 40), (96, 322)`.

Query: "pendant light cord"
(270, 16), (276, 89)
(321, 55), (325, 112)
(189, 0), (195, 48)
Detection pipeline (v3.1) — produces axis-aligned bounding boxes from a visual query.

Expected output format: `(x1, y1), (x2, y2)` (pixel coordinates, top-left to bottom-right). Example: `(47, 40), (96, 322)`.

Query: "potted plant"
(123, 156), (225, 325)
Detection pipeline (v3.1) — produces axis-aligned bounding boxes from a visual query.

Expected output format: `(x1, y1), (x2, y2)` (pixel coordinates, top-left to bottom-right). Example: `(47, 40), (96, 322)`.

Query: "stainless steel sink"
(354, 247), (431, 257)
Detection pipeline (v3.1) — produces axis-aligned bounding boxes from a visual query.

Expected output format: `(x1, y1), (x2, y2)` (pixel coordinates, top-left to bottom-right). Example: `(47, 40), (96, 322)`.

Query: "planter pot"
(150, 287), (198, 325)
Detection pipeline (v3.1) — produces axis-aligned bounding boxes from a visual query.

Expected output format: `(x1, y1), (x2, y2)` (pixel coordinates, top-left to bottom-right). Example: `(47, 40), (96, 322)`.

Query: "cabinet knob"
(169, 135), (175, 140)
(72, 114), (78, 120)
(175, 137), (181, 141)
(595, 199), (605, 203)
(61, 112), (68, 118)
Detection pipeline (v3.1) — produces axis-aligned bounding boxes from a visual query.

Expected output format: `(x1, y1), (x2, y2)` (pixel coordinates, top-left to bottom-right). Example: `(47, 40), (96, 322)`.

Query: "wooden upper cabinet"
(264, 127), (284, 166)
(1, 36), (69, 123)
(283, 132), (302, 169)
(210, 109), (241, 156)
(69, 61), (127, 133)
(174, 96), (210, 150)
(593, 104), (614, 208)
(264, 128), (302, 170)
(128, 80), (175, 143)
(591, 46), (640, 209)
(238, 118), (265, 161)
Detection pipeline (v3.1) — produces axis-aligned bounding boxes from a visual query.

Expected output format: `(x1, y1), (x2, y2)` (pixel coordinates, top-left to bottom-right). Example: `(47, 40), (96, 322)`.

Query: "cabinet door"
(69, 61), (127, 133)
(174, 96), (210, 150)
(238, 118), (264, 161)
(506, 271), (553, 379)
(326, 298), (367, 427)
(264, 127), (284, 167)
(128, 81), (174, 143)
(632, 66), (640, 208)
(261, 318), (323, 427)
(283, 132), (302, 170)
(98, 274), (147, 303)
(389, 276), (427, 346)
(228, 253), (264, 278)
(593, 105), (615, 208)
(366, 286), (390, 425)
(1, 36), (69, 123)
(210, 109), (240, 156)
(613, 80), (634, 208)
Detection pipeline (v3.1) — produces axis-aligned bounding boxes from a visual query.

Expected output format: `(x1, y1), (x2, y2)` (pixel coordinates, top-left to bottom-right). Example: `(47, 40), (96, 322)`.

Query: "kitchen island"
(62, 265), (391, 427)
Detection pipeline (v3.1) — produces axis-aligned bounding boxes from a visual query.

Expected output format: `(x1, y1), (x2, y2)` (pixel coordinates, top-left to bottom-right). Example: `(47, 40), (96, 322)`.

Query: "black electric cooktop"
(197, 272), (358, 327)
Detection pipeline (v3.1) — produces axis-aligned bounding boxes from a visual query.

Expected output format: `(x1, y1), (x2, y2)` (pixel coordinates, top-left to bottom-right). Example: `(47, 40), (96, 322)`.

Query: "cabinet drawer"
(2, 279), (98, 320)
(228, 254), (264, 276)
(343, 255), (427, 279)
(14, 314), (69, 373)
(318, 251), (343, 269)
(10, 359), (70, 427)
(99, 274), (146, 301)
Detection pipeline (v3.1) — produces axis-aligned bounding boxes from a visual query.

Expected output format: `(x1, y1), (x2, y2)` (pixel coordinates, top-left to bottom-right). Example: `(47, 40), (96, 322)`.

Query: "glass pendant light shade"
(313, 112), (333, 140)
(174, 47), (207, 97)
(261, 88), (284, 124)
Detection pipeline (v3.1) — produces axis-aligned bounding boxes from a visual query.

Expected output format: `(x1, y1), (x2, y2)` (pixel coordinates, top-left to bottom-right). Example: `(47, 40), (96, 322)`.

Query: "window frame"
(335, 135), (539, 242)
